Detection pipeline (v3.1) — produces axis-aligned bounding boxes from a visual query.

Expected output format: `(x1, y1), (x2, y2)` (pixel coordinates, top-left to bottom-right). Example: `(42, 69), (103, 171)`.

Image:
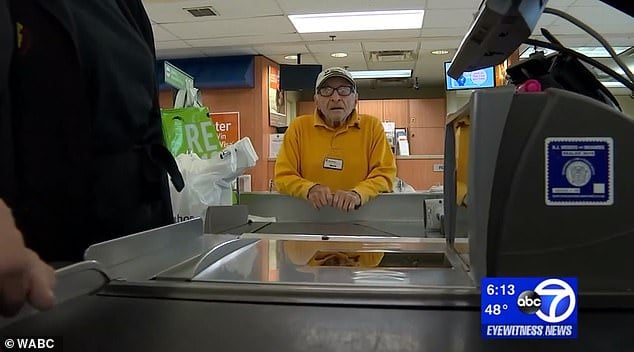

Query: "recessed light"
(431, 49), (450, 55)
(331, 52), (348, 58)
(284, 55), (298, 60)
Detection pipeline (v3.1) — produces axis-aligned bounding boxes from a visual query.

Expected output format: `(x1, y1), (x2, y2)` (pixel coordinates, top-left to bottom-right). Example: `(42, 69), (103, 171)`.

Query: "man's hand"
(331, 190), (361, 212)
(0, 199), (56, 317)
(307, 184), (333, 209)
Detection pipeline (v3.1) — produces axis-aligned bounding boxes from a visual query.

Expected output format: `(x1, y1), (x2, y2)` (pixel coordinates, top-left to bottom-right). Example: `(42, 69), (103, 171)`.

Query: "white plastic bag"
(169, 137), (258, 223)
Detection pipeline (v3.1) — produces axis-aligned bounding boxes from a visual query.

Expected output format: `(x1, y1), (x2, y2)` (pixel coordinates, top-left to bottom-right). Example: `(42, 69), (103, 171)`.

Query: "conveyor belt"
(1, 293), (632, 352)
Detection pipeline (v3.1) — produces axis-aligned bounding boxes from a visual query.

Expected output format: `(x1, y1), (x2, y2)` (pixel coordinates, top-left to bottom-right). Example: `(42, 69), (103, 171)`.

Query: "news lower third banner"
(481, 277), (578, 339)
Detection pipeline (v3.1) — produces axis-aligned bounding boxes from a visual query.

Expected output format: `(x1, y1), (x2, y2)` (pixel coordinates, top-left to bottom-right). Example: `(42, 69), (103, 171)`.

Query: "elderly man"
(275, 67), (396, 212)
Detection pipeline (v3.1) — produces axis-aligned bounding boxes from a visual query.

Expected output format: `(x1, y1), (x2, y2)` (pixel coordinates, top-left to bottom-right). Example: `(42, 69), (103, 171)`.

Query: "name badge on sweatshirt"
(323, 157), (343, 170)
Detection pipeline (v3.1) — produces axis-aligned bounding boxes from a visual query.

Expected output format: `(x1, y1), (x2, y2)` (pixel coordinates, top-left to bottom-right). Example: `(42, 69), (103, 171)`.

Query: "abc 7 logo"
(516, 279), (576, 323)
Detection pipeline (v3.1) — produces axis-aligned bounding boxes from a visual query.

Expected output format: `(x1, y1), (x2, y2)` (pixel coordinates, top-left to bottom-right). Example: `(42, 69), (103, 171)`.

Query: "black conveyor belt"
(1, 294), (632, 351)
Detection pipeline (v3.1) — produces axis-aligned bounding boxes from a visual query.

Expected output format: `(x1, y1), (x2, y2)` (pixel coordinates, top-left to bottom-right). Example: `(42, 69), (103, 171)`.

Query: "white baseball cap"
(315, 67), (356, 90)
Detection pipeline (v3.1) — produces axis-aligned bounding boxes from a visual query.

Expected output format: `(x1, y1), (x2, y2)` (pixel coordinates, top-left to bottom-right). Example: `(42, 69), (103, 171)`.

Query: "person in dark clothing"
(0, 2), (56, 317)
(0, 0), (183, 263)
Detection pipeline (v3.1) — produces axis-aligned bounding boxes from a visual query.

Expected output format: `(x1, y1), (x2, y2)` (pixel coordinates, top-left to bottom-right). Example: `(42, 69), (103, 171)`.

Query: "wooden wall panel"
(267, 160), (276, 191)
(158, 90), (173, 108)
(357, 100), (383, 119)
(408, 99), (446, 128)
(396, 159), (444, 190)
(253, 56), (278, 191)
(408, 127), (444, 155)
(382, 99), (409, 128)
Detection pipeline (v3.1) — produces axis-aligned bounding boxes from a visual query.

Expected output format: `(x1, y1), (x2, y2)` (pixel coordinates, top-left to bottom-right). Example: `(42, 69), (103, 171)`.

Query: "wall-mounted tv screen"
(279, 64), (322, 91)
(444, 62), (495, 91)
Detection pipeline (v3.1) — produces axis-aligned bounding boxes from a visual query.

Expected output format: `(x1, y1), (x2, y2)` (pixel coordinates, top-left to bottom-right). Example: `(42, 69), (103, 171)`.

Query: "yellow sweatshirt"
(274, 110), (396, 204)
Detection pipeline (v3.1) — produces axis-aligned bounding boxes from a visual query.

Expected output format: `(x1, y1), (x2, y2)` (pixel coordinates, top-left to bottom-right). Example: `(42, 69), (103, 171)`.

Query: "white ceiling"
(144, 0), (634, 88)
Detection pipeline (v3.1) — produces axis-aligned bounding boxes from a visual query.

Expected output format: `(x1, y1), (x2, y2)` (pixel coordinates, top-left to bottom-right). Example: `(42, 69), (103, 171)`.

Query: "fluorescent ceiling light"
(288, 10), (424, 33)
(349, 69), (412, 79)
(331, 52), (348, 58)
(601, 81), (625, 88)
(575, 46), (630, 58)
(614, 65), (634, 76)
(520, 46), (631, 59)
(284, 55), (297, 60)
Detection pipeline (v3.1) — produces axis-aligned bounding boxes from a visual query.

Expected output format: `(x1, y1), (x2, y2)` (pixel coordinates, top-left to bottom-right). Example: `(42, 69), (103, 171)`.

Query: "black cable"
(543, 7), (634, 84)
(540, 28), (563, 47)
(524, 38), (634, 92)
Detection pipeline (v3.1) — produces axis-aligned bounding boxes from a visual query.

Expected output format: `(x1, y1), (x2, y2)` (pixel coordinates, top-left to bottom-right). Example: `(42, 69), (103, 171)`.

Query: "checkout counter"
(1, 190), (633, 351)
(3, 1), (634, 350)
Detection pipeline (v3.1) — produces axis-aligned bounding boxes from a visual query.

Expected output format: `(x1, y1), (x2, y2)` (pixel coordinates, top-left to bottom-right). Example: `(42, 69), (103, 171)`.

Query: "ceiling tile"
(277, 0), (426, 14)
(420, 27), (467, 37)
(152, 25), (179, 41)
(425, 0), (480, 10)
(156, 47), (206, 59)
(363, 41), (419, 51)
(145, 0), (283, 23)
(423, 9), (477, 28)
(279, 54), (320, 65)
(200, 47), (259, 57)
(308, 42), (363, 53)
(155, 40), (191, 50)
(300, 29), (421, 41)
(571, 0), (601, 6)
(418, 38), (461, 50)
(312, 51), (366, 63)
(547, 0), (577, 7)
(162, 16), (296, 40)
(142, 0), (634, 90)
(366, 61), (416, 70)
(271, 54), (317, 64)
(186, 33), (303, 47)
(253, 44), (310, 55)
(566, 6), (634, 26)
(195, 0), (283, 18)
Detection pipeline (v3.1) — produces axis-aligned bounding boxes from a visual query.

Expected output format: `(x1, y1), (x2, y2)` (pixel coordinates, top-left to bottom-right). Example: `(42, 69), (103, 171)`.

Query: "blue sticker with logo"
(481, 277), (578, 339)
(545, 137), (613, 206)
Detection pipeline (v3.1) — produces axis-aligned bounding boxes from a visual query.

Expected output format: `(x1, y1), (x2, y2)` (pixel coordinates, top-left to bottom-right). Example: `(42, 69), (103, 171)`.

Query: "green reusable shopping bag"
(161, 106), (222, 159)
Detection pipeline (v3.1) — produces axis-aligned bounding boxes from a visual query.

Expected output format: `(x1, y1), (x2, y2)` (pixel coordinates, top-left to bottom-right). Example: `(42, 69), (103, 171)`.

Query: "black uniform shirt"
(6, 0), (177, 262)
(66, 0), (159, 152)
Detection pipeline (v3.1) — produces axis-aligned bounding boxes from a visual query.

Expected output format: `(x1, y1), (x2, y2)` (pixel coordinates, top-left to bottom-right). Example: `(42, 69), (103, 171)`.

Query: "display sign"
(444, 61), (495, 91)
(164, 61), (194, 90)
(210, 112), (240, 148)
(545, 137), (613, 206)
(269, 66), (287, 127)
(481, 277), (577, 339)
(269, 133), (284, 158)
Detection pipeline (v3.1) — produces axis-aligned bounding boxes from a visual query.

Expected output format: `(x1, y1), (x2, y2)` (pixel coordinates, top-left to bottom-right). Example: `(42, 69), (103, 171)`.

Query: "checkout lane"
(0, 213), (632, 352)
(1, 179), (634, 351)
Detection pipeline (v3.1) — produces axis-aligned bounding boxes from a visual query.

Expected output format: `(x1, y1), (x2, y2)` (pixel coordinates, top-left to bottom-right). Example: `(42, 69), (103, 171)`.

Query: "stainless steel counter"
(150, 234), (473, 288)
(2, 219), (634, 352)
(237, 192), (440, 223)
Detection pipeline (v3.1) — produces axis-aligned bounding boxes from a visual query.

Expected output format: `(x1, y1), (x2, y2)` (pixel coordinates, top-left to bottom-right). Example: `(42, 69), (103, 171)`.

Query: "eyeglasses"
(317, 85), (355, 97)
